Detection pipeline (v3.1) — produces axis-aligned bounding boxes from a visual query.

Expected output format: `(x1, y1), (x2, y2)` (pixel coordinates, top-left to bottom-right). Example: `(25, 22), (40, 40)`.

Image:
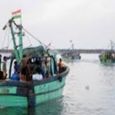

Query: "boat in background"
(61, 40), (81, 62)
(0, 10), (69, 107)
(61, 50), (81, 61)
(99, 41), (115, 63)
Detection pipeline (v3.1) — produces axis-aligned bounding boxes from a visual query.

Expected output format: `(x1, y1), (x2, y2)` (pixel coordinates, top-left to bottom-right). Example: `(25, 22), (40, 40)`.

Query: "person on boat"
(42, 57), (51, 78)
(36, 57), (46, 79)
(20, 55), (32, 82)
(11, 71), (20, 81)
(14, 61), (20, 73)
(10, 61), (20, 81)
(112, 53), (115, 60)
(20, 55), (27, 81)
(35, 57), (43, 75)
(57, 58), (65, 73)
(41, 59), (47, 78)
(2, 56), (7, 79)
(0, 71), (4, 80)
(0, 55), (4, 80)
(32, 67), (43, 80)
(0, 54), (2, 71)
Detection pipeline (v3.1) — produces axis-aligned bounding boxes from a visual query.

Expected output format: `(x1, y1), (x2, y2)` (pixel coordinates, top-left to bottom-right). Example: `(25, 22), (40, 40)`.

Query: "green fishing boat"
(99, 41), (115, 63)
(0, 10), (69, 107)
(99, 51), (115, 63)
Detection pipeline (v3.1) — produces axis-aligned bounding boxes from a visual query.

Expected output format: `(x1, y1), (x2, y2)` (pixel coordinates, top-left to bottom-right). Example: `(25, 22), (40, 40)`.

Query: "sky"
(0, 0), (115, 49)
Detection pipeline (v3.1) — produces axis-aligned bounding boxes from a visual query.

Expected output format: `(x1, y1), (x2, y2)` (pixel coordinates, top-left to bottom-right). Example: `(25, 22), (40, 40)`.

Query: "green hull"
(99, 57), (115, 64)
(99, 52), (115, 64)
(0, 68), (69, 107)
(99, 59), (115, 64)
(35, 78), (65, 105)
(0, 96), (27, 107)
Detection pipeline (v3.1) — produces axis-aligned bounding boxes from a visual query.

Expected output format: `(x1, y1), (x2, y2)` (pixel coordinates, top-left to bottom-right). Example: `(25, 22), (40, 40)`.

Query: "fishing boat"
(99, 51), (115, 63)
(99, 41), (115, 63)
(0, 10), (69, 107)
(61, 40), (81, 61)
(61, 50), (81, 61)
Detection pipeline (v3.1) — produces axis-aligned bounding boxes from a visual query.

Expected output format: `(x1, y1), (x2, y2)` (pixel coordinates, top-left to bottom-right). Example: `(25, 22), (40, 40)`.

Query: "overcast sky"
(0, 0), (115, 49)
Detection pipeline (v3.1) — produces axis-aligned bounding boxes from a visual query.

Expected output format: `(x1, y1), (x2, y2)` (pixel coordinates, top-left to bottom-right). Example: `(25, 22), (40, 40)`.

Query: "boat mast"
(110, 40), (114, 51)
(8, 17), (23, 63)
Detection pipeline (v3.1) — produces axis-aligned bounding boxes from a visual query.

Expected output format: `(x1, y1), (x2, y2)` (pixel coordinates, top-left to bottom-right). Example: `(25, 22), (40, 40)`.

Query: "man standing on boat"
(10, 61), (20, 81)
(57, 58), (65, 73)
(20, 55), (33, 82)
(0, 54), (2, 71)
(2, 56), (7, 79)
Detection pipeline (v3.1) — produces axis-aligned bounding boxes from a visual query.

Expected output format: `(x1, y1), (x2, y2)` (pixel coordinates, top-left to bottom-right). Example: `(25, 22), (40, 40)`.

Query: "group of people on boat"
(0, 54), (66, 82)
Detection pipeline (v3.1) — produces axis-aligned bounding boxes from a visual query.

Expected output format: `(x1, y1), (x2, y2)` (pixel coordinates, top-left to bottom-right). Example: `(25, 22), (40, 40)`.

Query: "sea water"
(0, 54), (115, 115)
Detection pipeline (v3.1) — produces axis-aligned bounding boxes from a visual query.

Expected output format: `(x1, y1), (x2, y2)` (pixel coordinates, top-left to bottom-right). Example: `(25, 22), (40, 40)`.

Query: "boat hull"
(35, 77), (65, 105)
(99, 54), (115, 64)
(0, 67), (69, 107)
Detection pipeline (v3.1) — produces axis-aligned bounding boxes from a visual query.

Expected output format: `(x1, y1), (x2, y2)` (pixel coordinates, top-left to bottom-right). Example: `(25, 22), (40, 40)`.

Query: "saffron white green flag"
(12, 9), (21, 19)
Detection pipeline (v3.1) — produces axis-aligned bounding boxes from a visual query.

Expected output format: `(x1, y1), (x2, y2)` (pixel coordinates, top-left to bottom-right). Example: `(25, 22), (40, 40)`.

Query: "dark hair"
(23, 54), (26, 58)
(14, 61), (17, 65)
(59, 58), (62, 62)
(3, 56), (7, 61)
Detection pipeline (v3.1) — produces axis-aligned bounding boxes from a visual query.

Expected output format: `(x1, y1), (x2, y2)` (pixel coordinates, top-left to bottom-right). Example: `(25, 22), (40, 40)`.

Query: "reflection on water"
(63, 54), (115, 115)
(0, 97), (63, 115)
(0, 97), (64, 115)
(1, 54), (115, 115)
(0, 107), (28, 115)
(35, 97), (64, 115)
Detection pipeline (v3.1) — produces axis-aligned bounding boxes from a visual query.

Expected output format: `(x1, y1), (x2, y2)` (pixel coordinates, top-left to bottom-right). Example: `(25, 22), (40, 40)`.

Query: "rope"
(2, 25), (13, 49)
(23, 33), (33, 47)
(6, 28), (12, 49)
(23, 27), (47, 48)
(1, 27), (8, 49)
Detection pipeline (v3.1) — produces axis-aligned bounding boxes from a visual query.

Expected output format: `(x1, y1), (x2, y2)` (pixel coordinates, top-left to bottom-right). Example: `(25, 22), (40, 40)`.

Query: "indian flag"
(12, 9), (21, 19)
